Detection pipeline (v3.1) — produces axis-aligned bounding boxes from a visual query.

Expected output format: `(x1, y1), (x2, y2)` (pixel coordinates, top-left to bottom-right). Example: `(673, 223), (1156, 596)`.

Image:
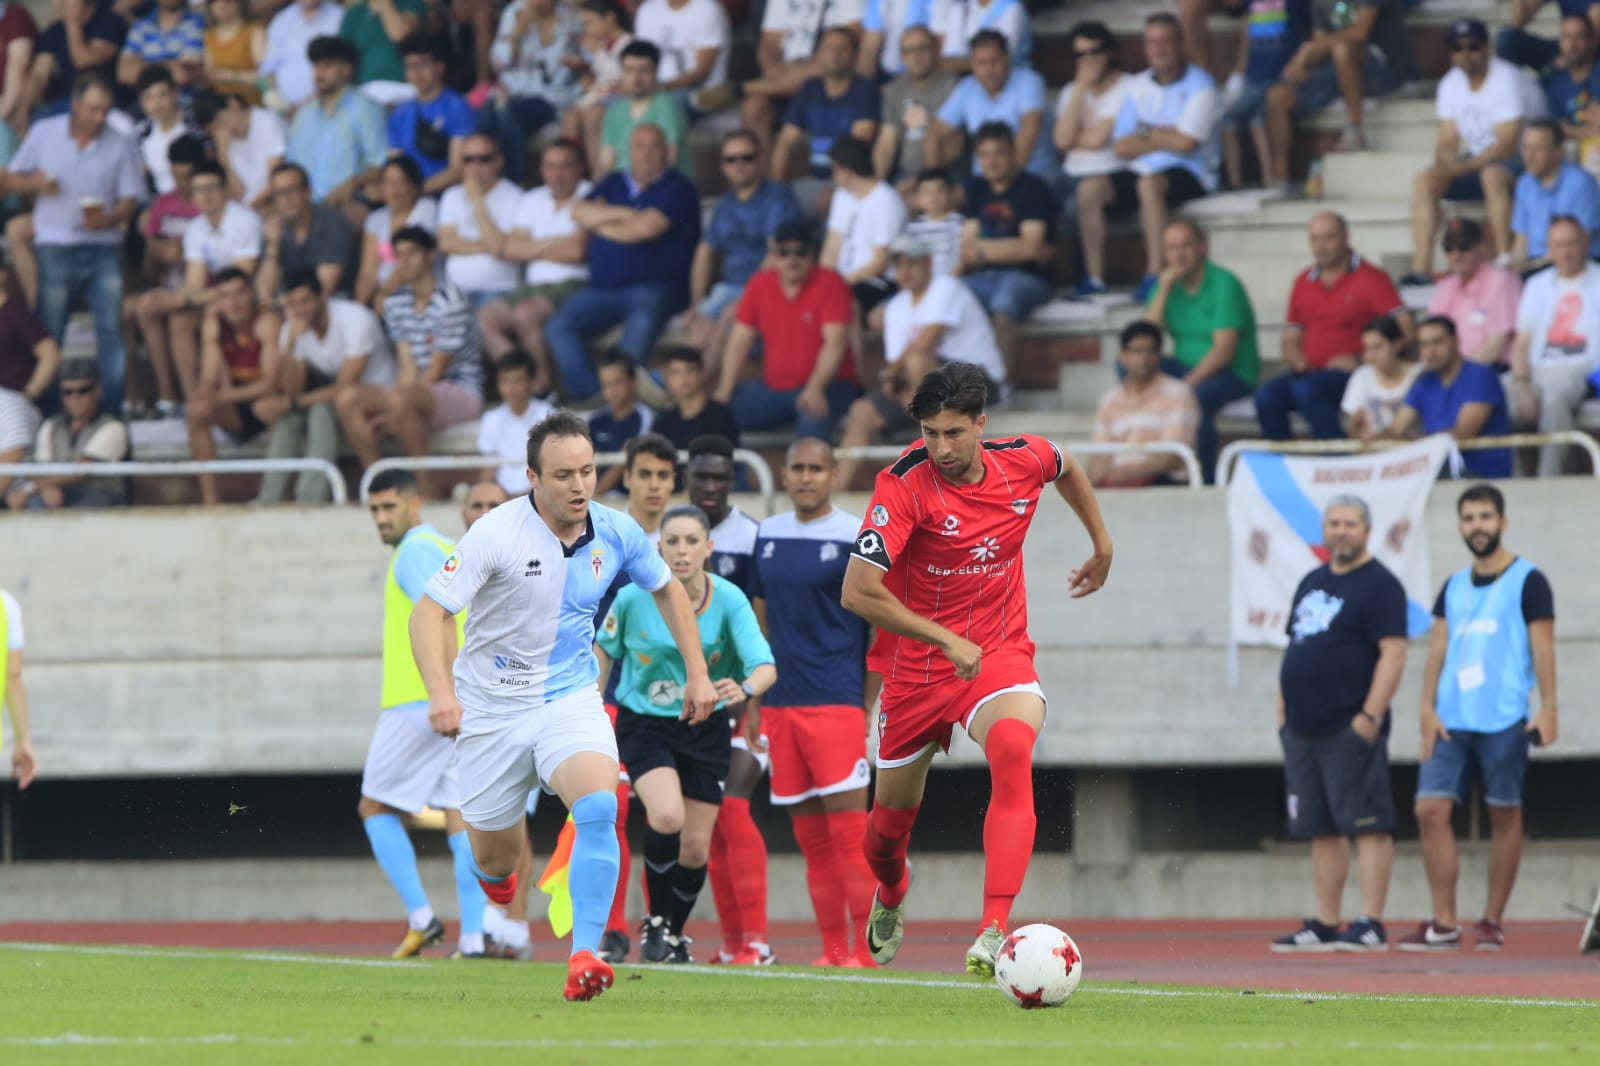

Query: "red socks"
(479, 871), (517, 907)
(607, 786), (630, 932)
(716, 796), (769, 948)
(706, 823), (742, 954)
(825, 809), (873, 958)
(863, 804), (919, 908)
(793, 813), (848, 963)
(980, 718), (1038, 933)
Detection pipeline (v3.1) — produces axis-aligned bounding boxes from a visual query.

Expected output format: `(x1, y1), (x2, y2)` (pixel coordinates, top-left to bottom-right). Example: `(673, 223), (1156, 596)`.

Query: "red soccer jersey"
(851, 435), (1064, 685)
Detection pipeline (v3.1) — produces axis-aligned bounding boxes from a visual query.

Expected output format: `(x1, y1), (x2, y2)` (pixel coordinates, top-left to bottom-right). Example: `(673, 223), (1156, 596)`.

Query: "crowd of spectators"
(0, 0), (1597, 509)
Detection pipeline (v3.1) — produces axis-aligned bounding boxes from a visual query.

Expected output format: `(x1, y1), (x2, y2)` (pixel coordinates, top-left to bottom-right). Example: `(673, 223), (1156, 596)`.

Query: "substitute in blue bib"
(1405, 484), (1557, 954)
(410, 411), (718, 1002)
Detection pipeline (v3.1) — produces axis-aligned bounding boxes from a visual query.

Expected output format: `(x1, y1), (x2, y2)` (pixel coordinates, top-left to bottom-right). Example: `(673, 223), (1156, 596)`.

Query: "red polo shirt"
(735, 266), (858, 390)
(1285, 254), (1405, 370)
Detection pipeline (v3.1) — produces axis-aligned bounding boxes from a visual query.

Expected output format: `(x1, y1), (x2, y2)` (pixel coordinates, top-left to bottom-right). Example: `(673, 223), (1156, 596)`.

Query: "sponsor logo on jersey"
(871, 504), (890, 527)
(525, 558), (542, 576)
(717, 555), (737, 577)
(762, 541), (776, 558)
(1011, 498), (1030, 515)
(970, 537), (1000, 562)
(819, 542), (839, 562)
(940, 515), (961, 536)
(602, 612), (618, 637)
(855, 530), (886, 558)
(494, 654), (532, 671)
(439, 551), (461, 581)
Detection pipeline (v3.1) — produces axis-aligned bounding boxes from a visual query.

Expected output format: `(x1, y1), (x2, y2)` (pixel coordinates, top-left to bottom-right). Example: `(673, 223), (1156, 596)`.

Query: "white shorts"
(729, 731), (771, 774)
(360, 704), (461, 813)
(457, 686), (619, 832)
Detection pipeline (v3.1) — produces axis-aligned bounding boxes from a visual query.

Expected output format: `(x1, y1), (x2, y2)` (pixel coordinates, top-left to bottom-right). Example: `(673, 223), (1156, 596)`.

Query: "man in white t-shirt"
(195, 91), (288, 213)
(933, 0), (1031, 69)
(438, 133), (523, 310)
(739, 0), (865, 153)
(1509, 215), (1600, 476)
(1404, 19), (1534, 285)
(834, 234), (1003, 489)
(262, 0), (346, 111)
(259, 269), (395, 503)
(632, 0), (731, 107)
(478, 140), (591, 394)
(476, 351), (554, 495)
(820, 135), (906, 323)
(1, 587), (37, 790)
(136, 67), (199, 196)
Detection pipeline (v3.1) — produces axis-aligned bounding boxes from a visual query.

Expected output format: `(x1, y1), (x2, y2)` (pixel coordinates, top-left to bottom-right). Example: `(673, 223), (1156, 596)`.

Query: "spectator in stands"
(740, 0), (860, 153)
(388, 35), (474, 196)
(598, 40), (688, 175)
(835, 234), (1005, 490)
(2, 73), (142, 415)
(354, 156), (437, 310)
(476, 350), (554, 495)
(186, 267), (283, 505)
(261, 0), (344, 113)
(715, 218), (859, 440)
(136, 66), (201, 197)
(1509, 215), (1600, 476)
(0, 257), (60, 501)
(773, 28), (878, 182)
(286, 36), (388, 206)
(463, 478), (510, 526)
(259, 268), (394, 503)
(1426, 219), (1522, 368)
(339, 226), (483, 485)
(1403, 19), (1532, 286)
(23, 0), (125, 121)
(130, 134), (204, 421)
(960, 121), (1055, 385)
(480, 139), (590, 393)
(437, 132), (522, 309)
(1264, 0), (1410, 172)
(903, 168), (963, 277)
(1384, 315), (1513, 479)
(588, 350), (655, 494)
(1498, 0), (1600, 73)
(1258, 211), (1411, 441)
(257, 161), (360, 300)
(821, 135), (906, 322)
(871, 25), (956, 190)
(858, 0), (933, 81)
(1218, 0), (1299, 190)
(1146, 219), (1259, 484)
(203, 0), (264, 107)
(194, 90), (286, 212)
(338, 0), (426, 106)
(563, 0), (633, 168)
(1538, 15), (1600, 170)
(547, 123), (700, 401)
(117, 0), (204, 92)
(1342, 313), (1421, 440)
(1084, 14), (1220, 302)
(929, 30), (1055, 187)
(1086, 319), (1200, 487)
(631, 0), (731, 113)
(937, 0), (1032, 70)
(0, 11), (35, 156)
(485, 0), (585, 185)
(5, 360), (129, 509)
(687, 129), (803, 377)
(1511, 119), (1600, 270)
(1055, 21), (1130, 200)
(655, 345), (738, 452)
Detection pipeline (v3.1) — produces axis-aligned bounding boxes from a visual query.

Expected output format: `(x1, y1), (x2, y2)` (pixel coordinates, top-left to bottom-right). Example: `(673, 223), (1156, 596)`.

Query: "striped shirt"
(382, 280), (484, 396)
(123, 11), (205, 65)
(1091, 376), (1199, 481)
(903, 213), (963, 278)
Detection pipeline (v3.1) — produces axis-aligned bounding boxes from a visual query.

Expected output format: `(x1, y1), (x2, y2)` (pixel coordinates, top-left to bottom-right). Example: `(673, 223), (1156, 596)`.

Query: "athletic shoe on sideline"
(1396, 920), (1462, 952)
(599, 929), (630, 964)
(639, 915), (669, 962)
(965, 923), (1005, 977)
(1269, 919), (1339, 953)
(1333, 918), (1388, 952)
(392, 916), (446, 958)
(563, 950), (614, 1002)
(866, 887), (906, 966)
(665, 933), (694, 964)
(1475, 918), (1505, 952)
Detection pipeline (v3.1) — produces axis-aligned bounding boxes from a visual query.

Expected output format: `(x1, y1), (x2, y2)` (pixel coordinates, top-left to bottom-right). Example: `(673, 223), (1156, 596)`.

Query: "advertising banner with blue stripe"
(1228, 436), (1450, 648)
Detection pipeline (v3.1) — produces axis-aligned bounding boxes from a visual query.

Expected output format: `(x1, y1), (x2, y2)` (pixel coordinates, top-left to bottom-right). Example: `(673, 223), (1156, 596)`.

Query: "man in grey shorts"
(1271, 495), (1408, 953)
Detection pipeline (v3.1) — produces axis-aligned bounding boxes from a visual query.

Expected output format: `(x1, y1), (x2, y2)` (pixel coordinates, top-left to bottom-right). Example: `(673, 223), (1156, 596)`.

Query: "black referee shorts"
(616, 707), (731, 805)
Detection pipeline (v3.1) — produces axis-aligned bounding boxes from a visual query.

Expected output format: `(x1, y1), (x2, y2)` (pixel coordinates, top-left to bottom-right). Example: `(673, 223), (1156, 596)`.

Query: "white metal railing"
(358, 449), (779, 514)
(834, 441), (1205, 490)
(0, 459), (348, 504)
(1218, 432), (1600, 486)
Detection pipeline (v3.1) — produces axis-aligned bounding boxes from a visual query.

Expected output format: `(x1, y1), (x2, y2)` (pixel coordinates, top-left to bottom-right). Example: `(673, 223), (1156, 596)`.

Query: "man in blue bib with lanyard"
(1401, 483), (1558, 954)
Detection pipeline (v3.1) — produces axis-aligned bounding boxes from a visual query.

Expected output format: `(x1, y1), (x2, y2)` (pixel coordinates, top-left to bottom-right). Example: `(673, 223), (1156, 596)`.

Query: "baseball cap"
(889, 234), (931, 260)
(1448, 18), (1488, 46)
(1442, 218), (1485, 251)
(772, 219), (817, 250)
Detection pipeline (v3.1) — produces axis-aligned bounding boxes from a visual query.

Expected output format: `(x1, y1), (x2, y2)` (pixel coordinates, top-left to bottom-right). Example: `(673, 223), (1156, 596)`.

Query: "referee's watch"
(740, 680), (756, 699)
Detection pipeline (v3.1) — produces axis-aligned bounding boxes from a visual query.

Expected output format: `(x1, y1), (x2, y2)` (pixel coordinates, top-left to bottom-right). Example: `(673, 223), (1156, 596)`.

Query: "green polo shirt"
(1151, 261), (1261, 386)
(602, 93), (690, 173)
(339, 0), (427, 86)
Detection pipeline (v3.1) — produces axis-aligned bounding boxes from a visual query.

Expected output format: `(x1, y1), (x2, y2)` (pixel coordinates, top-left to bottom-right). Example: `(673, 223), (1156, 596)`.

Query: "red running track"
(4, 919), (1596, 1000)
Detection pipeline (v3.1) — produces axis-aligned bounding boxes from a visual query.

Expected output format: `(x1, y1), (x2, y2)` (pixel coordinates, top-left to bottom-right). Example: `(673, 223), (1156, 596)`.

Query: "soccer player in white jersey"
(411, 411), (717, 1001)
(748, 439), (879, 966)
(2, 587), (37, 789)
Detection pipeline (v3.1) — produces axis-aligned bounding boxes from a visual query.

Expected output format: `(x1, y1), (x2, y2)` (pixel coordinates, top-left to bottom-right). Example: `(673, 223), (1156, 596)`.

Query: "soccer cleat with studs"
(865, 887), (906, 966)
(664, 933), (694, 964)
(964, 922), (1005, 977)
(599, 928), (630, 964)
(562, 950), (614, 1001)
(391, 916), (446, 958)
(639, 915), (670, 963)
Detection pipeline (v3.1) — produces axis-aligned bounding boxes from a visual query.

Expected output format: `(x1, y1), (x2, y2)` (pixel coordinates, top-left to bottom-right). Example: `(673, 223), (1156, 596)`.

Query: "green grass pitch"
(0, 944), (1594, 1065)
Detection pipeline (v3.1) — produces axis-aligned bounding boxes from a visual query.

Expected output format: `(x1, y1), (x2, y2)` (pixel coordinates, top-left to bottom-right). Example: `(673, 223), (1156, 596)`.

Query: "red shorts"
(764, 704), (872, 805)
(604, 702), (629, 784)
(875, 645), (1044, 768)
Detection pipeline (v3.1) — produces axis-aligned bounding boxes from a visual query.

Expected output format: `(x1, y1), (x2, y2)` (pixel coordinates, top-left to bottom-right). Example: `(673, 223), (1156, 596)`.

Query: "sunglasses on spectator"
(722, 152), (757, 164)
(61, 385), (96, 396)
(1074, 45), (1107, 57)
(775, 244), (813, 258)
(1452, 41), (1484, 52)
(1443, 241), (1477, 252)
(464, 153), (498, 164)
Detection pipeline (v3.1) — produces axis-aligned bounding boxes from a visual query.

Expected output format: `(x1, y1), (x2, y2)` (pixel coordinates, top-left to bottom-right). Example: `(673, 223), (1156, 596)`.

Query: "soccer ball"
(993, 923), (1083, 1009)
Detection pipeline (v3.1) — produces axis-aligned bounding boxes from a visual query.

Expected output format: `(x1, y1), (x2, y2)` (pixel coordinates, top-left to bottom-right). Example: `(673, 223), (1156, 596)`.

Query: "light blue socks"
(364, 813), (429, 919)
(448, 831), (487, 937)
(569, 791), (622, 957)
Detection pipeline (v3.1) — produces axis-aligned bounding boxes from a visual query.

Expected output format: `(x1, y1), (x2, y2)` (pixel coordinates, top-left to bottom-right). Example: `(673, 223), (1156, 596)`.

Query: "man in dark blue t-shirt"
(1272, 495), (1407, 954)
(1539, 15), (1600, 133)
(1499, 0), (1600, 74)
(387, 35), (477, 193)
(1387, 315), (1513, 478)
(773, 27), (880, 178)
(545, 122), (701, 402)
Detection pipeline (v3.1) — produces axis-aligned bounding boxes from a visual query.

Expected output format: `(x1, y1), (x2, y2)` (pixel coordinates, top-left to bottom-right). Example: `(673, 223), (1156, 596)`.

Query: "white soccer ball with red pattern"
(993, 923), (1083, 1009)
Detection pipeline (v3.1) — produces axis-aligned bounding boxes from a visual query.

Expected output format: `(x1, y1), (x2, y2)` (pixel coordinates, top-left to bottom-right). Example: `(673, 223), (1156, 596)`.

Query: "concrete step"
(1320, 149), (1435, 200)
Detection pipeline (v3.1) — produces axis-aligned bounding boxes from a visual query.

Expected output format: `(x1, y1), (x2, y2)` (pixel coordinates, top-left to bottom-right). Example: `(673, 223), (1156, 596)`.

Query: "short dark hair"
(581, 0), (630, 30)
(527, 410), (594, 474)
(828, 135), (873, 178)
(1363, 314), (1406, 345)
(625, 432), (678, 469)
(599, 349), (636, 376)
(167, 134), (209, 167)
(136, 65), (175, 95)
(659, 345), (703, 368)
(496, 350), (536, 378)
(1418, 313), (1457, 339)
(620, 39), (661, 67)
(308, 35), (358, 67)
(283, 268), (322, 296)
(398, 33), (447, 62)
(1526, 116), (1564, 145)
(382, 154), (425, 190)
(907, 361), (989, 421)
(1146, 11), (1182, 35)
(213, 266), (252, 289)
(914, 167), (952, 187)
(973, 121), (1015, 150)
(969, 29), (1009, 55)
(1457, 483), (1505, 517)
(369, 469), (419, 496)
(687, 434), (735, 462)
(818, 25), (856, 52)
(191, 89), (237, 128)
(773, 218), (817, 250)
(1069, 20), (1119, 67)
(191, 160), (227, 185)
(541, 137), (589, 177)
(393, 225), (437, 254)
(272, 161), (310, 187)
(662, 504), (711, 533)
(1120, 319), (1163, 350)
(720, 128), (760, 154)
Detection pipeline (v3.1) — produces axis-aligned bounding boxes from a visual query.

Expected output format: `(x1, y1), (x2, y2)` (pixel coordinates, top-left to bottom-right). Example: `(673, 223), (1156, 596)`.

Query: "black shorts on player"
(615, 708), (731, 805)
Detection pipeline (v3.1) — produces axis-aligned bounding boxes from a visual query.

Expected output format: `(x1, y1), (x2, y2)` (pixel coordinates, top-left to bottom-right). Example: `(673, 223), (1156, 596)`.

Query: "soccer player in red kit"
(841, 362), (1114, 975)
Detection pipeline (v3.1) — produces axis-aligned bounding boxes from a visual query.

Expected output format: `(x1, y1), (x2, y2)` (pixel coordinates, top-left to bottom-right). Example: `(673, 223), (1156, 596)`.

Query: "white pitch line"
(0, 942), (422, 969)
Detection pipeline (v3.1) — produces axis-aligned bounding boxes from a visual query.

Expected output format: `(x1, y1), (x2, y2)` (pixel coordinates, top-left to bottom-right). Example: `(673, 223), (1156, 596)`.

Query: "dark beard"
(1464, 531), (1501, 559)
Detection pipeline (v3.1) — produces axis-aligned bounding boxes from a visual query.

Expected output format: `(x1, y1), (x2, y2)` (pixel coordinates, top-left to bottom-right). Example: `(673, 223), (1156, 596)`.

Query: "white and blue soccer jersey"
(424, 497), (672, 715)
(709, 507), (760, 596)
(749, 509), (871, 709)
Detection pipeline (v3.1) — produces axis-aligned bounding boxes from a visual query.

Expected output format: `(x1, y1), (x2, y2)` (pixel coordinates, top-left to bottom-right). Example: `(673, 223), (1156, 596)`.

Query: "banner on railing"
(1227, 435), (1450, 649)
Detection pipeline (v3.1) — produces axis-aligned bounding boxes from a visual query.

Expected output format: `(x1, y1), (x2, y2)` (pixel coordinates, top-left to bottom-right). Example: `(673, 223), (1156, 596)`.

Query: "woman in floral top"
(484, 0), (585, 183)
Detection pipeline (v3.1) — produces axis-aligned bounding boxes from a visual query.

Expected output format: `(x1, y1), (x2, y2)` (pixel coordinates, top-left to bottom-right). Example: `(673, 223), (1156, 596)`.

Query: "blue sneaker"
(1269, 918), (1338, 953)
(1074, 277), (1108, 298)
(1132, 274), (1158, 303)
(1334, 918), (1388, 952)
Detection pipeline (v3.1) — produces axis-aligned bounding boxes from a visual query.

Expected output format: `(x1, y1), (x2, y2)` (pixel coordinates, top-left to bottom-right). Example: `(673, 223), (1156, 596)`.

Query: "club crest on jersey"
(717, 555), (737, 577)
(940, 515), (961, 536)
(819, 542), (839, 562)
(1011, 498), (1030, 516)
(871, 504), (890, 527)
(762, 541), (776, 558)
(970, 537), (1000, 562)
(590, 545), (604, 580)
